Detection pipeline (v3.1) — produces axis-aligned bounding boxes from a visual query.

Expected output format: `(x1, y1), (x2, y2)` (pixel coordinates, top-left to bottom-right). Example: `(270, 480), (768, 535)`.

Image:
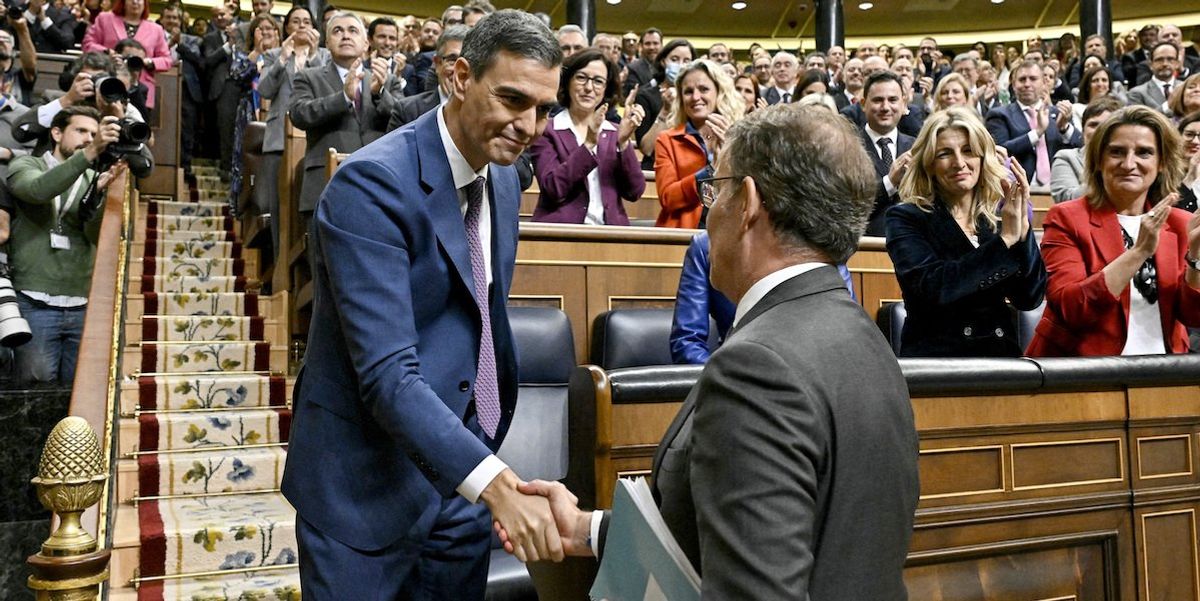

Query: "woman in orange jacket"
(654, 60), (746, 228)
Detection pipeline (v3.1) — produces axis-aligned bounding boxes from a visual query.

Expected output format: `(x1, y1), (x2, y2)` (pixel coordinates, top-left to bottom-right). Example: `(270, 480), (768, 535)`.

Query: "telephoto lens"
(0, 276), (31, 348)
(118, 117), (150, 145)
(91, 74), (128, 103)
(124, 55), (145, 72)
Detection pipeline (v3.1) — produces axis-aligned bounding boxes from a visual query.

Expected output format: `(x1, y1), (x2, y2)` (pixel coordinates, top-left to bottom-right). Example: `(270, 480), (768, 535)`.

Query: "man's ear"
(49, 126), (63, 146)
(739, 175), (764, 232)
(450, 57), (471, 101)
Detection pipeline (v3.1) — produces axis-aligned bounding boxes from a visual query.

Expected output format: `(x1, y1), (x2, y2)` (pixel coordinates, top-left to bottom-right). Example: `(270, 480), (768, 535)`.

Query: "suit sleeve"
(314, 158), (493, 496)
(985, 108), (1035, 160)
(1039, 204), (1121, 329)
(654, 133), (702, 218)
(670, 236), (714, 364)
(1050, 152), (1085, 202)
(40, 8), (76, 52)
(146, 26), (174, 72)
(529, 132), (595, 208)
(203, 35), (230, 70)
(256, 50), (288, 99)
(1167, 212), (1200, 327)
(613, 139), (646, 202)
(691, 339), (824, 600)
(289, 70), (350, 131)
(885, 204), (1032, 309)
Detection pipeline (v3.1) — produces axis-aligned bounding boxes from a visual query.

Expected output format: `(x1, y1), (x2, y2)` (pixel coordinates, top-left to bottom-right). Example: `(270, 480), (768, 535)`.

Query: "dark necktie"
(464, 176), (501, 437)
(1163, 83), (1172, 100)
(877, 137), (893, 172)
(781, 92), (791, 103)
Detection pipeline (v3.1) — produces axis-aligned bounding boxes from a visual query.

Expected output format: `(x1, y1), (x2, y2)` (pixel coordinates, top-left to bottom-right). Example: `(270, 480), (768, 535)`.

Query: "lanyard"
(53, 175), (86, 234)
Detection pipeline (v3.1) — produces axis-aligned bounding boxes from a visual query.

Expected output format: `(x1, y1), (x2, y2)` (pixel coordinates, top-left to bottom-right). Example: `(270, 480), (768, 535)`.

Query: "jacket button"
(459, 380), (470, 392)
(963, 326), (973, 336)
(995, 328), (1004, 337)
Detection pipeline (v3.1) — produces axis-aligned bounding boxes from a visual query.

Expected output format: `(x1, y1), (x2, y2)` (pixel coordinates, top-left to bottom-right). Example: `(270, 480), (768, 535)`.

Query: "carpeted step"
(146, 238), (242, 260)
(141, 316), (262, 342)
(136, 375), (287, 411)
(141, 275), (246, 295)
(141, 342), (270, 373)
(144, 228), (230, 243)
(138, 446), (288, 498)
(137, 493), (297, 578)
(138, 408), (290, 453)
(147, 200), (230, 217)
(146, 214), (234, 234)
(135, 569), (300, 601)
(142, 257), (244, 279)
(143, 292), (259, 317)
(195, 189), (231, 203)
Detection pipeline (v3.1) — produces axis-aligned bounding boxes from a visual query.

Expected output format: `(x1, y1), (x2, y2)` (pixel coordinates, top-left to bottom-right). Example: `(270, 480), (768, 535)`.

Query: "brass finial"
(31, 416), (108, 556)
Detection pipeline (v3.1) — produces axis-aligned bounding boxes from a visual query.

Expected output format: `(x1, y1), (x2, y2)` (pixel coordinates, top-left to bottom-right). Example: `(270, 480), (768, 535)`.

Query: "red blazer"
(1027, 197), (1200, 356)
(82, 11), (174, 108)
(654, 124), (708, 229)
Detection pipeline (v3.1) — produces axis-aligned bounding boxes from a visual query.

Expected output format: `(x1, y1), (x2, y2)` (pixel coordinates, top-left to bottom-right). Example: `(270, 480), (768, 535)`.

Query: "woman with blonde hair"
(930, 72), (974, 113)
(654, 59), (746, 228)
(885, 106), (1046, 356)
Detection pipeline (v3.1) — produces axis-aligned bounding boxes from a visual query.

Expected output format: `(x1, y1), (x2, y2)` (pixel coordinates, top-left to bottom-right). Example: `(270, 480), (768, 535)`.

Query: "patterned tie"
(1024, 106), (1050, 185)
(352, 80), (362, 117)
(877, 137), (893, 172)
(464, 176), (501, 437)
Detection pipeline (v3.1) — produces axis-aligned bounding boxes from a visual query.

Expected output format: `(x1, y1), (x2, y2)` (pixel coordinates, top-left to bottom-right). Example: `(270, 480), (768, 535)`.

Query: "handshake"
(480, 468), (594, 563)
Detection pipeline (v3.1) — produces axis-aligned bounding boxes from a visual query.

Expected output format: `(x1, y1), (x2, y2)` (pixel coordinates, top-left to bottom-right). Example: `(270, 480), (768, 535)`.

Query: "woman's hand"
(617, 89), (644, 147)
(1133, 193), (1178, 258)
(1184, 152), (1200, 187)
(700, 113), (731, 157)
(586, 102), (607, 149)
(999, 158), (1032, 247)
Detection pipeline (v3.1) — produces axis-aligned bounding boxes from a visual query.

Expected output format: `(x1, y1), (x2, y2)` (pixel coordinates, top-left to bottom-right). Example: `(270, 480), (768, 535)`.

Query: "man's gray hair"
(324, 11), (364, 39)
(438, 25), (469, 53)
(557, 24), (584, 39)
(722, 104), (876, 262)
(772, 51), (798, 64)
(952, 53), (978, 68)
(592, 32), (615, 46)
(461, 9), (561, 79)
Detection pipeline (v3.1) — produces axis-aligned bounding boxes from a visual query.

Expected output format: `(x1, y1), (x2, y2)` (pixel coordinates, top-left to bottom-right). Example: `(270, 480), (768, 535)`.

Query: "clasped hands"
(483, 469), (593, 563)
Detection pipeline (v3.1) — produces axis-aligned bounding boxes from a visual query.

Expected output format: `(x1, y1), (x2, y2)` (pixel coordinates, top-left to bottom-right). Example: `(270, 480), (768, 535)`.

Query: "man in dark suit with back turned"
(507, 103), (919, 600)
(858, 70), (915, 237)
(288, 11), (399, 228)
(281, 10), (566, 599)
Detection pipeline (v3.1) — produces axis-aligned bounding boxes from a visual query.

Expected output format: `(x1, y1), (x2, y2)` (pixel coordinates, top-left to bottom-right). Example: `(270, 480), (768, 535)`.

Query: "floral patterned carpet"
(131, 192), (299, 600)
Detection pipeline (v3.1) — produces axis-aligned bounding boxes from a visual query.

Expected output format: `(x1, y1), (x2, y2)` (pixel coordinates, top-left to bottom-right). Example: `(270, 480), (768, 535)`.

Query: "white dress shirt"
(552, 110), (616, 225)
(436, 106), (506, 503)
(1116, 214), (1166, 355)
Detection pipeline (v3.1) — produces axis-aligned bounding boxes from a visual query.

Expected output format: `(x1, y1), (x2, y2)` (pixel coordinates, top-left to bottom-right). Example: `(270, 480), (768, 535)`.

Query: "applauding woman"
(529, 50), (646, 225)
(654, 59), (745, 228)
(885, 107), (1046, 356)
(1028, 106), (1200, 356)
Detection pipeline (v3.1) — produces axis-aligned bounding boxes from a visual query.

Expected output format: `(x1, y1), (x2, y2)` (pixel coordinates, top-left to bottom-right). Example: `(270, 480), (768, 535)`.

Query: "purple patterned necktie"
(464, 176), (501, 437)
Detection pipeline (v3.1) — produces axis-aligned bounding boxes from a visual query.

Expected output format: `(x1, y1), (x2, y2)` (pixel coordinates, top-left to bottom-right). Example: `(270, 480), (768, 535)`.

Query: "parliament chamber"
(3, 2), (1200, 601)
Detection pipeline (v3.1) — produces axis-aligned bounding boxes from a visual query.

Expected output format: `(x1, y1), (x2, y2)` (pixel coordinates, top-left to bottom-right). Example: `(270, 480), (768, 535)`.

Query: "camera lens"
(124, 55), (145, 71)
(92, 75), (127, 103)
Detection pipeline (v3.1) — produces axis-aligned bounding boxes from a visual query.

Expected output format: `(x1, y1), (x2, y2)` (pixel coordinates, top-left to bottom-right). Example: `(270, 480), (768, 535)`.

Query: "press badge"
(50, 233), (71, 250)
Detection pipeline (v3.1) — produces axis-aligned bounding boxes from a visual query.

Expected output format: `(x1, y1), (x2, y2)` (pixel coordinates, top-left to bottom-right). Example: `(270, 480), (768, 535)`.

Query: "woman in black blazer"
(885, 106), (1047, 357)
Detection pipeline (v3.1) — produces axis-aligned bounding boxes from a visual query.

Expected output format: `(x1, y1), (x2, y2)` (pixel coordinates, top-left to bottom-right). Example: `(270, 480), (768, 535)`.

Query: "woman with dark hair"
(733, 73), (764, 113)
(634, 39), (695, 168)
(528, 49), (646, 225)
(82, 0), (173, 109)
(1177, 111), (1200, 212)
(1029, 106), (1200, 356)
(227, 13), (280, 209)
(885, 107), (1046, 357)
(1071, 59), (1123, 129)
(795, 68), (831, 99)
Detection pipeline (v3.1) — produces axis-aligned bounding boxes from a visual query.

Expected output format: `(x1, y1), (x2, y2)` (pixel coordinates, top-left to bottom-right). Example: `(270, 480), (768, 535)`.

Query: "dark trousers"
(180, 94), (199, 170)
(214, 84), (241, 172)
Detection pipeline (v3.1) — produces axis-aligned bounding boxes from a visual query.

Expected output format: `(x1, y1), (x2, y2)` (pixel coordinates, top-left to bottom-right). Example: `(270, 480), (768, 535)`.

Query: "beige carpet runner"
(129, 186), (300, 600)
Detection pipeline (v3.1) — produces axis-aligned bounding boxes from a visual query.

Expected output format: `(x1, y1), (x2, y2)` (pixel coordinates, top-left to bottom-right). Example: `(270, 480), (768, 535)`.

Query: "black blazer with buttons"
(884, 201), (1047, 357)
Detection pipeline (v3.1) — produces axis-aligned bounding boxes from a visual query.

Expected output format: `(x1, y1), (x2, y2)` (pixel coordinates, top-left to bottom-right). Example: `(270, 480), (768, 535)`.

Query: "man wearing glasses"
(388, 25), (466, 131)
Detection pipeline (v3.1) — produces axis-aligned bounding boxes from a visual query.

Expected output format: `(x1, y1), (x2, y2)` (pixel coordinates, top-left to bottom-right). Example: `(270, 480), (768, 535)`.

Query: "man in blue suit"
(281, 11), (564, 599)
(985, 60), (1080, 188)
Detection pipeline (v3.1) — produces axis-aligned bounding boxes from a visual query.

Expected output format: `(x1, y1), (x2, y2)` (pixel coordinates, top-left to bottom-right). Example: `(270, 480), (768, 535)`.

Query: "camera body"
(5, 1), (25, 21)
(96, 117), (150, 171)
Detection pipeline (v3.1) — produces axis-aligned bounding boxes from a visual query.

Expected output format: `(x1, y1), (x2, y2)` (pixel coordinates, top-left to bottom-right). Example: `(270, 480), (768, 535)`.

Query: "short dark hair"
(283, 6), (313, 31)
(50, 105), (101, 135)
(723, 104), (876, 262)
(114, 38), (145, 54)
(653, 39), (695, 81)
(1081, 96), (1122, 125)
(558, 49), (619, 109)
(1178, 110), (1200, 134)
(460, 9), (560, 79)
(796, 68), (830, 97)
(1152, 41), (1180, 58)
(438, 25), (469, 54)
(367, 17), (398, 39)
(641, 27), (662, 43)
(862, 69), (903, 98)
(464, 0), (495, 15)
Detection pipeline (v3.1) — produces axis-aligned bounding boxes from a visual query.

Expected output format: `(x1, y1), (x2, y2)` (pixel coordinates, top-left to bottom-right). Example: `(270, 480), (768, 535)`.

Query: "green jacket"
(6, 150), (104, 298)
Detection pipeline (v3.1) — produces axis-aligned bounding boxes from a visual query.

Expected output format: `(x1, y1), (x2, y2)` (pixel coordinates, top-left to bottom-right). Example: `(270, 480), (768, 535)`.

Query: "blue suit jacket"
(985, 102), (1081, 182)
(281, 109), (520, 551)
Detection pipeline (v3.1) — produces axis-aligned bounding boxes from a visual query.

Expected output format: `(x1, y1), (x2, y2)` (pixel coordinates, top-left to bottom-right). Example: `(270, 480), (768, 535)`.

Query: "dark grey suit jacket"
(386, 88), (439, 132)
(601, 266), (920, 600)
(289, 60), (397, 212)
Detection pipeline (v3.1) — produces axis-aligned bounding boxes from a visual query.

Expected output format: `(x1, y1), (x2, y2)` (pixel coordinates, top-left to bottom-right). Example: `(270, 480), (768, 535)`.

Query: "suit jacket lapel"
(109, 14), (126, 42)
(488, 169), (517, 297)
(1088, 202), (1126, 266)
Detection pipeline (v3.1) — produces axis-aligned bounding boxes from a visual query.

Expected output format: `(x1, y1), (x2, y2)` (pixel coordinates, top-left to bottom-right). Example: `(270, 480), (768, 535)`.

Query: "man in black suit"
(832, 57), (864, 110)
(986, 60), (1080, 187)
(201, 4), (240, 178)
(622, 27), (660, 96)
(855, 70), (915, 237)
(1122, 24), (1158, 86)
(1133, 24), (1200, 86)
(387, 25), (464, 131)
(1066, 34), (1123, 90)
(508, 103), (919, 600)
(160, 3), (202, 174)
(20, 0), (76, 54)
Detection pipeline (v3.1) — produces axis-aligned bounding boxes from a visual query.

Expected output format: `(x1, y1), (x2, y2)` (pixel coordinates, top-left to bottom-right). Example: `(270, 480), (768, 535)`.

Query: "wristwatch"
(1186, 253), (1200, 272)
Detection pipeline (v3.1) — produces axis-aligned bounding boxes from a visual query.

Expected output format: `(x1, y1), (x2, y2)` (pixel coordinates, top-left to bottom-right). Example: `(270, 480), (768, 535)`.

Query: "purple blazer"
(529, 120), (646, 225)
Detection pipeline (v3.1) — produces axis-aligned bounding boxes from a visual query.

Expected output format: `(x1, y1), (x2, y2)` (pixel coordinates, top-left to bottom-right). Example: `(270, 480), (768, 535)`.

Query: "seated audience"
(528, 50), (646, 225)
(1179, 111), (1200, 212)
(858, 70), (915, 236)
(1051, 96), (1122, 202)
(82, 0), (173, 111)
(670, 231), (735, 364)
(634, 39), (694, 168)
(1028, 106), (1200, 356)
(986, 59), (1080, 187)
(886, 107), (1046, 357)
(1168, 74), (1200, 122)
(654, 59), (744, 228)
(257, 6), (328, 253)
(732, 73), (763, 113)
(6, 106), (125, 384)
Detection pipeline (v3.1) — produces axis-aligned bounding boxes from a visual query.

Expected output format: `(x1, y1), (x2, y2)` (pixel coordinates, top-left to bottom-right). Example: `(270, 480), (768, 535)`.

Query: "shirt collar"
(866, 125), (897, 145)
(436, 105), (488, 189)
(1016, 99), (1043, 112)
(552, 109), (617, 132)
(732, 263), (828, 329)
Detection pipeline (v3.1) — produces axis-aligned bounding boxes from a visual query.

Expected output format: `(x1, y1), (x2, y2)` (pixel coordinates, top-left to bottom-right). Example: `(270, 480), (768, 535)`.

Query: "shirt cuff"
(456, 454), (508, 504)
(883, 174), (898, 197)
(589, 510), (604, 557)
(37, 98), (63, 128)
(1026, 131), (1039, 146)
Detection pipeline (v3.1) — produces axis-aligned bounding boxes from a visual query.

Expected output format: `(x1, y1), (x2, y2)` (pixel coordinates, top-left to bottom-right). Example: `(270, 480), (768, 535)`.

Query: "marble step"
(120, 374), (291, 415)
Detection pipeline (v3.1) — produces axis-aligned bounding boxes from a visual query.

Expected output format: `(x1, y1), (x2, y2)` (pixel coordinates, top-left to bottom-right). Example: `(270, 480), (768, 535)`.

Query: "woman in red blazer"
(654, 60), (745, 228)
(82, 0), (173, 109)
(1028, 106), (1200, 356)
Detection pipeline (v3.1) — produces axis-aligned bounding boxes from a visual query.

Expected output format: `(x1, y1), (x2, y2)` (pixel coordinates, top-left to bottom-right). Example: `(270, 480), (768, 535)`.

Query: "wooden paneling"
(510, 264), (587, 361)
(919, 445), (1006, 500)
(1138, 506), (1200, 601)
(1136, 434), (1194, 481)
(1010, 438), (1125, 491)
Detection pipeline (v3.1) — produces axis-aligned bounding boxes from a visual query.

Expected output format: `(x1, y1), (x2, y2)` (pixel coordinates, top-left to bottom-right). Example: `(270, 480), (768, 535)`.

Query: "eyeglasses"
(697, 175), (741, 208)
(1184, 130), (1200, 141)
(572, 73), (607, 89)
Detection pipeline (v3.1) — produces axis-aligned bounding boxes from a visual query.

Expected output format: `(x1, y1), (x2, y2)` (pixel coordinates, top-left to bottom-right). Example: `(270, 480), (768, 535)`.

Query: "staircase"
(109, 164), (301, 600)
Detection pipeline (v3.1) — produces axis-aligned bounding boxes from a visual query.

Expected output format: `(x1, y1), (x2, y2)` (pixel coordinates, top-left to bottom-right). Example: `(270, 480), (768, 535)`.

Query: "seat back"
(590, 308), (675, 369)
(875, 301), (907, 355)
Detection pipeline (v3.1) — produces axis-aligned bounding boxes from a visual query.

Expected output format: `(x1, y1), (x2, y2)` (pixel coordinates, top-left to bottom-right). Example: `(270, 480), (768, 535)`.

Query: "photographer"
(12, 52), (153, 178)
(20, 0), (77, 53)
(0, 22), (35, 106)
(114, 38), (150, 118)
(5, 105), (126, 384)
